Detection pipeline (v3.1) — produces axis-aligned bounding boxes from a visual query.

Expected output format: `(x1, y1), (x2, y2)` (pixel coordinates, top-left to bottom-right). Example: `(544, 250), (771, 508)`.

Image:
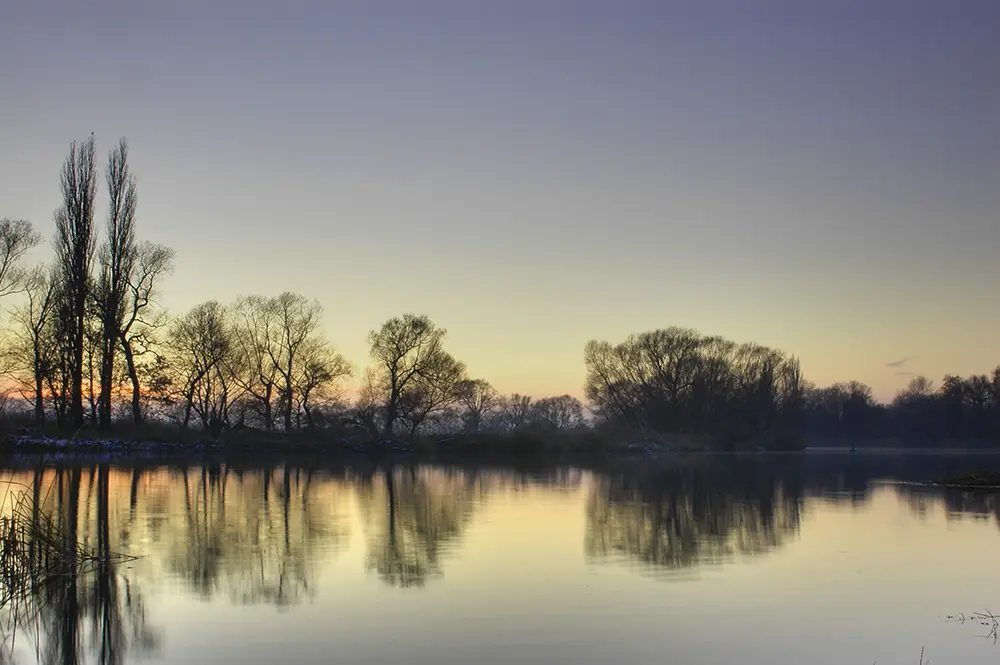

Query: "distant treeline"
(0, 135), (997, 447)
(801, 373), (1000, 445)
(585, 330), (803, 442)
(586, 327), (1000, 446)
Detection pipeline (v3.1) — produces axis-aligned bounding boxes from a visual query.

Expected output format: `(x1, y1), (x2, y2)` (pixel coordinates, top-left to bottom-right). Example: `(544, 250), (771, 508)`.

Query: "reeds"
(0, 483), (134, 652)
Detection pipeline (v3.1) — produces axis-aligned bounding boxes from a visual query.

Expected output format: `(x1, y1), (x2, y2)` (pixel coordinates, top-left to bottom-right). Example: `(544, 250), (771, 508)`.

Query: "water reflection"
(2, 466), (159, 665)
(166, 464), (348, 606)
(3, 456), (1000, 664)
(896, 483), (1000, 527)
(585, 460), (804, 571)
(354, 465), (582, 587)
(356, 467), (480, 587)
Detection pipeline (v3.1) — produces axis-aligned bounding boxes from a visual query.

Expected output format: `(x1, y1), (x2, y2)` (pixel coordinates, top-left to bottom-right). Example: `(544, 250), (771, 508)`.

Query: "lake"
(3, 452), (1000, 665)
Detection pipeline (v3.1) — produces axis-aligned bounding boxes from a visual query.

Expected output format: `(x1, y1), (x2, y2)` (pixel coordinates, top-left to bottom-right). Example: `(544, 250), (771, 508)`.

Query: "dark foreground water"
(3, 452), (1000, 665)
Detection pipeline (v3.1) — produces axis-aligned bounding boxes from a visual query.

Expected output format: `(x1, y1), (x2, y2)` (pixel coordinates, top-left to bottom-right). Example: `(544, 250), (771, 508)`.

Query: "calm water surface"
(3, 453), (1000, 665)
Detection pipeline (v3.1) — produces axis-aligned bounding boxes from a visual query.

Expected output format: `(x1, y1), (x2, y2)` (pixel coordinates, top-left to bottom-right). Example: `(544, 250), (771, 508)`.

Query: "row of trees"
(1, 136), (174, 431)
(584, 326), (1000, 445)
(160, 307), (586, 439)
(799, 371), (1000, 444)
(354, 317), (585, 439)
(584, 327), (804, 440)
(0, 136), (587, 440)
(165, 294), (351, 433)
(2, 135), (996, 445)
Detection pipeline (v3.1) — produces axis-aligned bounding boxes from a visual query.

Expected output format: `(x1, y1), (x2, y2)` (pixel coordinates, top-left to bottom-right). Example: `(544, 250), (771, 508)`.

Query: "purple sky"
(1, 0), (998, 400)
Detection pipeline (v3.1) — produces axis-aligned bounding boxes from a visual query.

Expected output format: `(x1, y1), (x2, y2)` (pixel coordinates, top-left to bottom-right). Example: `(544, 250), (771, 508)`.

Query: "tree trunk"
(301, 386), (313, 430)
(98, 332), (115, 430)
(182, 370), (206, 429)
(88, 360), (99, 425)
(70, 282), (87, 428)
(49, 375), (66, 431)
(384, 389), (398, 440)
(70, 333), (85, 428)
(263, 385), (274, 430)
(283, 365), (294, 431)
(33, 357), (45, 430)
(120, 334), (143, 425)
(182, 398), (193, 429)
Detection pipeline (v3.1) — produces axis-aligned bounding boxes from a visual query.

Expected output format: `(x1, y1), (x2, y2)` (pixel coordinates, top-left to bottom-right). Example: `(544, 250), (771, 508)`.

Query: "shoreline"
(6, 431), (1000, 469)
(0, 431), (807, 468)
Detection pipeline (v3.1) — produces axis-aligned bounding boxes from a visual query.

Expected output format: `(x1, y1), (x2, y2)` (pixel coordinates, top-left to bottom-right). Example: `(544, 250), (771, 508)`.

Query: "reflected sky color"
(1, 1), (998, 400)
(4, 456), (1000, 664)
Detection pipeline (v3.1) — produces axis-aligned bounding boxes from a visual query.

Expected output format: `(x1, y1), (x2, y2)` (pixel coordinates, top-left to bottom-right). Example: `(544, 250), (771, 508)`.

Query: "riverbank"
(931, 470), (1000, 490)
(1, 425), (807, 463)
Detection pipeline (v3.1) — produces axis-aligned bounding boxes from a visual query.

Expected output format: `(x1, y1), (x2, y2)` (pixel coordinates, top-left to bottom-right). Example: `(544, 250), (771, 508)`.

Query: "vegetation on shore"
(0, 135), (996, 453)
(0, 468), (153, 663)
(0, 482), (135, 653)
(933, 470), (1000, 489)
(1, 420), (809, 459)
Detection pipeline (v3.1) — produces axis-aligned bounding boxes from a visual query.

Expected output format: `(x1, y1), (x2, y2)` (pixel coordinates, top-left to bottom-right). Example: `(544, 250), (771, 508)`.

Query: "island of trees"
(1, 135), (998, 452)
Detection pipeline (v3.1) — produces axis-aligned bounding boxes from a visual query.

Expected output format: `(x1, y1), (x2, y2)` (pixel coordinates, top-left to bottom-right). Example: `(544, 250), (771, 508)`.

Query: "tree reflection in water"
(167, 464), (349, 607)
(354, 465), (584, 588)
(585, 460), (804, 571)
(6, 456), (1000, 663)
(1, 465), (159, 665)
(896, 483), (1000, 528)
(356, 465), (483, 588)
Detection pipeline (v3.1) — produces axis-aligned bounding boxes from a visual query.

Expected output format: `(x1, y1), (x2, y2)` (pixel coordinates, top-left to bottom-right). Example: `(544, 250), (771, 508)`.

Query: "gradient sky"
(1, 0), (998, 401)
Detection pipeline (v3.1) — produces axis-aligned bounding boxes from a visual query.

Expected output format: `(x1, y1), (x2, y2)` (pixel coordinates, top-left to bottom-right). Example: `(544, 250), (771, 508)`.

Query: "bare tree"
(293, 337), (352, 429)
(366, 314), (466, 440)
(84, 308), (103, 424)
(0, 218), (41, 297)
(271, 292), (322, 431)
(455, 379), (498, 433)
(119, 242), (174, 425)
(217, 293), (350, 432)
(896, 376), (935, 402)
(531, 395), (586, 430)
(9, 266), (57, 427)
(53, 134), (98, 428)
(584, 327), (802, 439)
(48, 289), (75, 428)
(168, 301), (236, 430)
(231, 295), (281, 430)
(394, 355), (466, 440)
(499, 393), (534, 431)
(95, 138), (138, 430)
(353, 368), (386, 437)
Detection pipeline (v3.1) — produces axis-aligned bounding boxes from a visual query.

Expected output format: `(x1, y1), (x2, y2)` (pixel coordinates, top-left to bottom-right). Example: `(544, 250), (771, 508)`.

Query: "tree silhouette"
(585, 328), (803, 440)
(365, 315), (466, 440)
(53, 135), (98, 428)
(95, 139), (137, 431)
(0, 217), (41, 298)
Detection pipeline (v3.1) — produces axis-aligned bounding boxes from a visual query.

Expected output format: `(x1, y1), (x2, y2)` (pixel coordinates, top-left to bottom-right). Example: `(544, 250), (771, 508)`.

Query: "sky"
(1, 0), (998, 402)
